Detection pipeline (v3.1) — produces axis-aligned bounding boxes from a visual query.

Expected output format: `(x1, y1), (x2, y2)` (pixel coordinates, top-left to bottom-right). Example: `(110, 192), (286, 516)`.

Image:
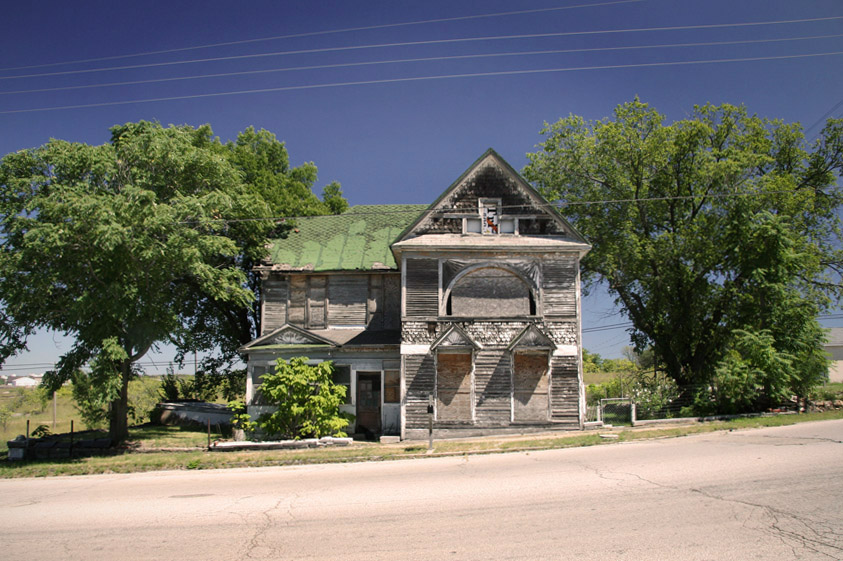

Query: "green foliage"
(583, 349), (638, 374)
(158, 367), (245, 403)
(227, 400), (257, 438)
(31, 424), (52, 438)
(256, 357), (349, 440)
(703, 329), (824, 415)
(16, 386), (48, 415)
(525, 100), (842, 395)
(71, 365), (121, 430)
(0, 406), (9, 430)
(158, 372), (182, 402)
(171, 126), (347, 396)
(629, 374), (680, 420)
(0, 122), (273, 441)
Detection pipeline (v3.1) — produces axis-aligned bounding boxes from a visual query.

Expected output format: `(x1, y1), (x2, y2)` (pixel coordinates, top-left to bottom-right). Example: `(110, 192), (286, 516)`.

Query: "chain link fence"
(599, 398), (633, 425)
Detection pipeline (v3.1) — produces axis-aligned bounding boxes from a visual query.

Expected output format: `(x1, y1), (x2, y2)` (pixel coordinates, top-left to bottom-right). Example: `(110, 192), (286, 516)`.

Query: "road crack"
(582, 463), (843, 559)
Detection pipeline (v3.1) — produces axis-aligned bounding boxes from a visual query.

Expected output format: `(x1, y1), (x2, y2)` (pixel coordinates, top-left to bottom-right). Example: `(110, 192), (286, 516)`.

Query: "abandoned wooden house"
(240, 149), (591, 439)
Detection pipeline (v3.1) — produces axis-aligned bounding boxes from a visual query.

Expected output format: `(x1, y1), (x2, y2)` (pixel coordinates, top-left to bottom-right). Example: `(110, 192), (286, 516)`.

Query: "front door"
(356, 372), (382, 434)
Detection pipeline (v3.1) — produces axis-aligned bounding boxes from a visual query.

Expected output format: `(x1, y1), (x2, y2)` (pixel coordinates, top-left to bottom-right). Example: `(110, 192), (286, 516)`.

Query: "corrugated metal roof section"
(268, 205), (427, 271)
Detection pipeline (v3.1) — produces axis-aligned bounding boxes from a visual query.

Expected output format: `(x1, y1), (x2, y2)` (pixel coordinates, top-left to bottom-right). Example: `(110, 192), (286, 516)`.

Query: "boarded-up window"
(328, 275), (368, 325)
(384, 370), (400, 403)
(513, 352), (549, 422)
(437, 352), (472, 421)
(449, 268), (532, 317)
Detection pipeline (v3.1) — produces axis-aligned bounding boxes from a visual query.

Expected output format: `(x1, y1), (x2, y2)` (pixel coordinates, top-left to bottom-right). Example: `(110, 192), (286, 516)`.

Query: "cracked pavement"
(1, 419), (841, 560)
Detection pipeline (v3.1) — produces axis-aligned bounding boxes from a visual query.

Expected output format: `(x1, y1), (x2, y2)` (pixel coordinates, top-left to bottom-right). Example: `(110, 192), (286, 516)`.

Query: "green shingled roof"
(268, 205), (427, 271)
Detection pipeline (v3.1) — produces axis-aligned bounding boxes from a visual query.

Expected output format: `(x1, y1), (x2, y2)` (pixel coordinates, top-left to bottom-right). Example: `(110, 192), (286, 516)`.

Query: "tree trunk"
(108, 359), (132, 443)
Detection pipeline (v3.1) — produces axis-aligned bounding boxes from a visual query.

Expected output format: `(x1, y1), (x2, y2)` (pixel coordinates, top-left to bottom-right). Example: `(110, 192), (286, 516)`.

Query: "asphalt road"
(2, 420), (841, 561)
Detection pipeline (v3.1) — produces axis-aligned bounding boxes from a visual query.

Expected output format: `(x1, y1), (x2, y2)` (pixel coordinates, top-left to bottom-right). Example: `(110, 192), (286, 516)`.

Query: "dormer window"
(463, 199), (517, 235)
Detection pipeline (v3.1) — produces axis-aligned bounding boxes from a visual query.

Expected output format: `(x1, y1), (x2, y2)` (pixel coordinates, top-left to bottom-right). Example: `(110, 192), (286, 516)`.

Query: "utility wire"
(2, 15), (839, 81)
(3, 33), (840, 97)
(0, 0), (642, 73)
(167, 187), (840, 225)
(3, 50), (842, 115)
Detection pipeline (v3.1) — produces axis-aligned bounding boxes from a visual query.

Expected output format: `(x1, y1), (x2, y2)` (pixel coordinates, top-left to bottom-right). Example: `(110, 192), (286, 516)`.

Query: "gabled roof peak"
(393, 148), (589, 247)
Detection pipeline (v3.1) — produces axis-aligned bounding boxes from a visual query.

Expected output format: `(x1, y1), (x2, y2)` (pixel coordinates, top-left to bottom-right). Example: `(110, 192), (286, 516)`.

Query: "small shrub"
(256, 357), (350, 440)
(31, 424), (52, 438)
(228, 400), (257, 439)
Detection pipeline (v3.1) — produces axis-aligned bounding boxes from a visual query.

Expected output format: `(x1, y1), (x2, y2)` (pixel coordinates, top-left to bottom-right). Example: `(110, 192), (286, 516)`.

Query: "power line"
(167, 186), (837, 226)
(3, 49), (841, 115)
(0, 0), (642, 74)
(4, 33), (840, 97)
(3, 15), (839, 81)
(805, 97), (843, 135)
(582, 322), (634, 333)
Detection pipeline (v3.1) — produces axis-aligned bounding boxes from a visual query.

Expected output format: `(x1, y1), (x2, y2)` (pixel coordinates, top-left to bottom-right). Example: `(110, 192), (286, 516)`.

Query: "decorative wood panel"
(436, 353), (472, 421)
(307, 276), (327, 329)
(404, 258), (439, 318)
(261, 278), (287, 335)
(327, 275), (368, 325)
(513, 352), (549, 422)
(542, 257), (578, 317)
(287, 276), (306, 327)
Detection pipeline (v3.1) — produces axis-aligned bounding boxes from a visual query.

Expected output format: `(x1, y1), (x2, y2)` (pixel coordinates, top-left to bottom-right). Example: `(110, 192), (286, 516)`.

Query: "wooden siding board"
(550, 356), (580, 418)
(367, 275), (384, 329)
(404, 354), (436, 428)
(542, 257), (578, 317)
(474, 350), (510, 423)
(405, 258), (439, 318)
(383, 275), (401, 330)
(307, 275), (327, 329)
(288, 276), (307, 327)
(261, 278), (287, 335)
(328, 275), (368, 325)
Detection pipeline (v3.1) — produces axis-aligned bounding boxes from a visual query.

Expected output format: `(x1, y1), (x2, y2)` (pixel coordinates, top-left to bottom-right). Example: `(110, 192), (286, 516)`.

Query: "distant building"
(825, 328), (843, 383)
(10, 375), (42, 387)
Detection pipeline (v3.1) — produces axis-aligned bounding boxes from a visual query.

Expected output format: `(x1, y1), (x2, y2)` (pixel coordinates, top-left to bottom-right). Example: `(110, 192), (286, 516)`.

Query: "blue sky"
(1, 0), (842, 374)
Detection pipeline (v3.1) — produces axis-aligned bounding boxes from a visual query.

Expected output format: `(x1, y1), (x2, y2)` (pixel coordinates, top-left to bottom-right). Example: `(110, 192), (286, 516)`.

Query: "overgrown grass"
(2, 409), (841, 479)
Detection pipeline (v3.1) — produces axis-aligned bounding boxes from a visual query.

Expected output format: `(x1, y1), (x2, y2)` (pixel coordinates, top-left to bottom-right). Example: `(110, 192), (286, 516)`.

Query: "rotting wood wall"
(261, 272), (401, 334)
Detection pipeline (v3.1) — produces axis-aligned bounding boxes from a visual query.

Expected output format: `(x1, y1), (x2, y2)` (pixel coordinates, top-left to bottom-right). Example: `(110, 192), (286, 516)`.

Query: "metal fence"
(599, 398), (633, 426)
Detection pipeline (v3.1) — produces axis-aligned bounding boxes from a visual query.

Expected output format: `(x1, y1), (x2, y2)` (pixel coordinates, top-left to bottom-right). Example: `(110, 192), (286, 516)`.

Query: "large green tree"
(524, 100), (842, 400)
(175, 126), (347, 381)
(0, 121), (345, 441)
